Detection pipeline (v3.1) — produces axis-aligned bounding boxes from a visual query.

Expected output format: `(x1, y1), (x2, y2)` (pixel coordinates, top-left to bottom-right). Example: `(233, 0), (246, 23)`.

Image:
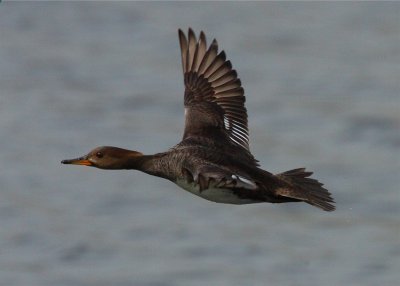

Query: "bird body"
(62, 28), (335, 211)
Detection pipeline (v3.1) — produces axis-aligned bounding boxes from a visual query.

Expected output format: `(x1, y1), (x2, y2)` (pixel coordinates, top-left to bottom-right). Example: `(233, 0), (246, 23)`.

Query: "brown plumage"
(62, 28), (335, 212)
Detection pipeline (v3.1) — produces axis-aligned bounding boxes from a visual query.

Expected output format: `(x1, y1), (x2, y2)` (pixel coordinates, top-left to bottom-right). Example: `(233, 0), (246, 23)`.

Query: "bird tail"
(275, 168), (335, 211)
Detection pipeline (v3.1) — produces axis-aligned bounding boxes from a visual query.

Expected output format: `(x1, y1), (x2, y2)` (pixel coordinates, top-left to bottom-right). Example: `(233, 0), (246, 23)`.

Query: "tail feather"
(276, 168), (335, 212)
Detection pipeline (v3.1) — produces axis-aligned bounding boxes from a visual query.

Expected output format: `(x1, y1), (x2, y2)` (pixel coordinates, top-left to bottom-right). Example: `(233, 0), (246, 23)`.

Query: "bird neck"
(122, 152), (151, 170)
(121, 151), (162, 175)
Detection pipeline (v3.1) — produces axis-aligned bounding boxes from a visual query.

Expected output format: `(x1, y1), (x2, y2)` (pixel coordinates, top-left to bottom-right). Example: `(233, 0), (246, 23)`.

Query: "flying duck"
(62, 28), (335, 211)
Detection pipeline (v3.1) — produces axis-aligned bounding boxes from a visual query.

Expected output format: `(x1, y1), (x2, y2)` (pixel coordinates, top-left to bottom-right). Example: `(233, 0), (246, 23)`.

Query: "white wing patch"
(231, 174), (257, 189)
(223, 116), (249, 150)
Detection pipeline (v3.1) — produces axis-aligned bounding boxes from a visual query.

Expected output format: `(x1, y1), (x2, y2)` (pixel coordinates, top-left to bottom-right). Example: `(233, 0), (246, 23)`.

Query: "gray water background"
(0, 2), (399, 286)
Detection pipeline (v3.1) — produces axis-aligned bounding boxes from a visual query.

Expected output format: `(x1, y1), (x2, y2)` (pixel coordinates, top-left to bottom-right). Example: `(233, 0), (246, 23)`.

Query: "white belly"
(175, 179), (259, 205)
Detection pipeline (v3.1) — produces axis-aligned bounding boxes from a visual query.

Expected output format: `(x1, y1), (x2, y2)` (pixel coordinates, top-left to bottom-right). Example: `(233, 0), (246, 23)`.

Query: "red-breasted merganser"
(62, 29), (335, 211)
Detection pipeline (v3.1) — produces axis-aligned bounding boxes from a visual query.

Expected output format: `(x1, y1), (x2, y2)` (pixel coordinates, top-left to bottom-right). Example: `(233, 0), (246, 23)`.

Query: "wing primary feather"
(214, 79), (242, 94)
(203, 51), (226, 78)
(215, 78), (242, 90)
(198, 39), (218, 75)
(214, 87), (244, 98)
(191, 44), (200, 72)
(195, 32), (207, 72)
(187, 28), (197, 73)
(211, 70), (238, 87)
(178, 29), (188, 75)
(208, 61), (233, 82)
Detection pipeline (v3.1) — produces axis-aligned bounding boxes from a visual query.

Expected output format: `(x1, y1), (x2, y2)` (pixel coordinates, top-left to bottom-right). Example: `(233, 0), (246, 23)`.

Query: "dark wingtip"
(211, 38), (218, 49)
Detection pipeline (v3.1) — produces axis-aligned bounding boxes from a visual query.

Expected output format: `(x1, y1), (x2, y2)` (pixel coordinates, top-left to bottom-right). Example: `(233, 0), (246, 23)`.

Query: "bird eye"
(96, 152), (104, 158)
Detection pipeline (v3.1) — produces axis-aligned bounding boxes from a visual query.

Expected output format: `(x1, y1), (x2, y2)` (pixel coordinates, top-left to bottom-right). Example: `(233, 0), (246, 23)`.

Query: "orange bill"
(61, 157), (93, 166)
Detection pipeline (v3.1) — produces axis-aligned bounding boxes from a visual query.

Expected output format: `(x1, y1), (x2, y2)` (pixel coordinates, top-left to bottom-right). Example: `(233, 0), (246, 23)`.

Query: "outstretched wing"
(178, 28), (250, 151)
